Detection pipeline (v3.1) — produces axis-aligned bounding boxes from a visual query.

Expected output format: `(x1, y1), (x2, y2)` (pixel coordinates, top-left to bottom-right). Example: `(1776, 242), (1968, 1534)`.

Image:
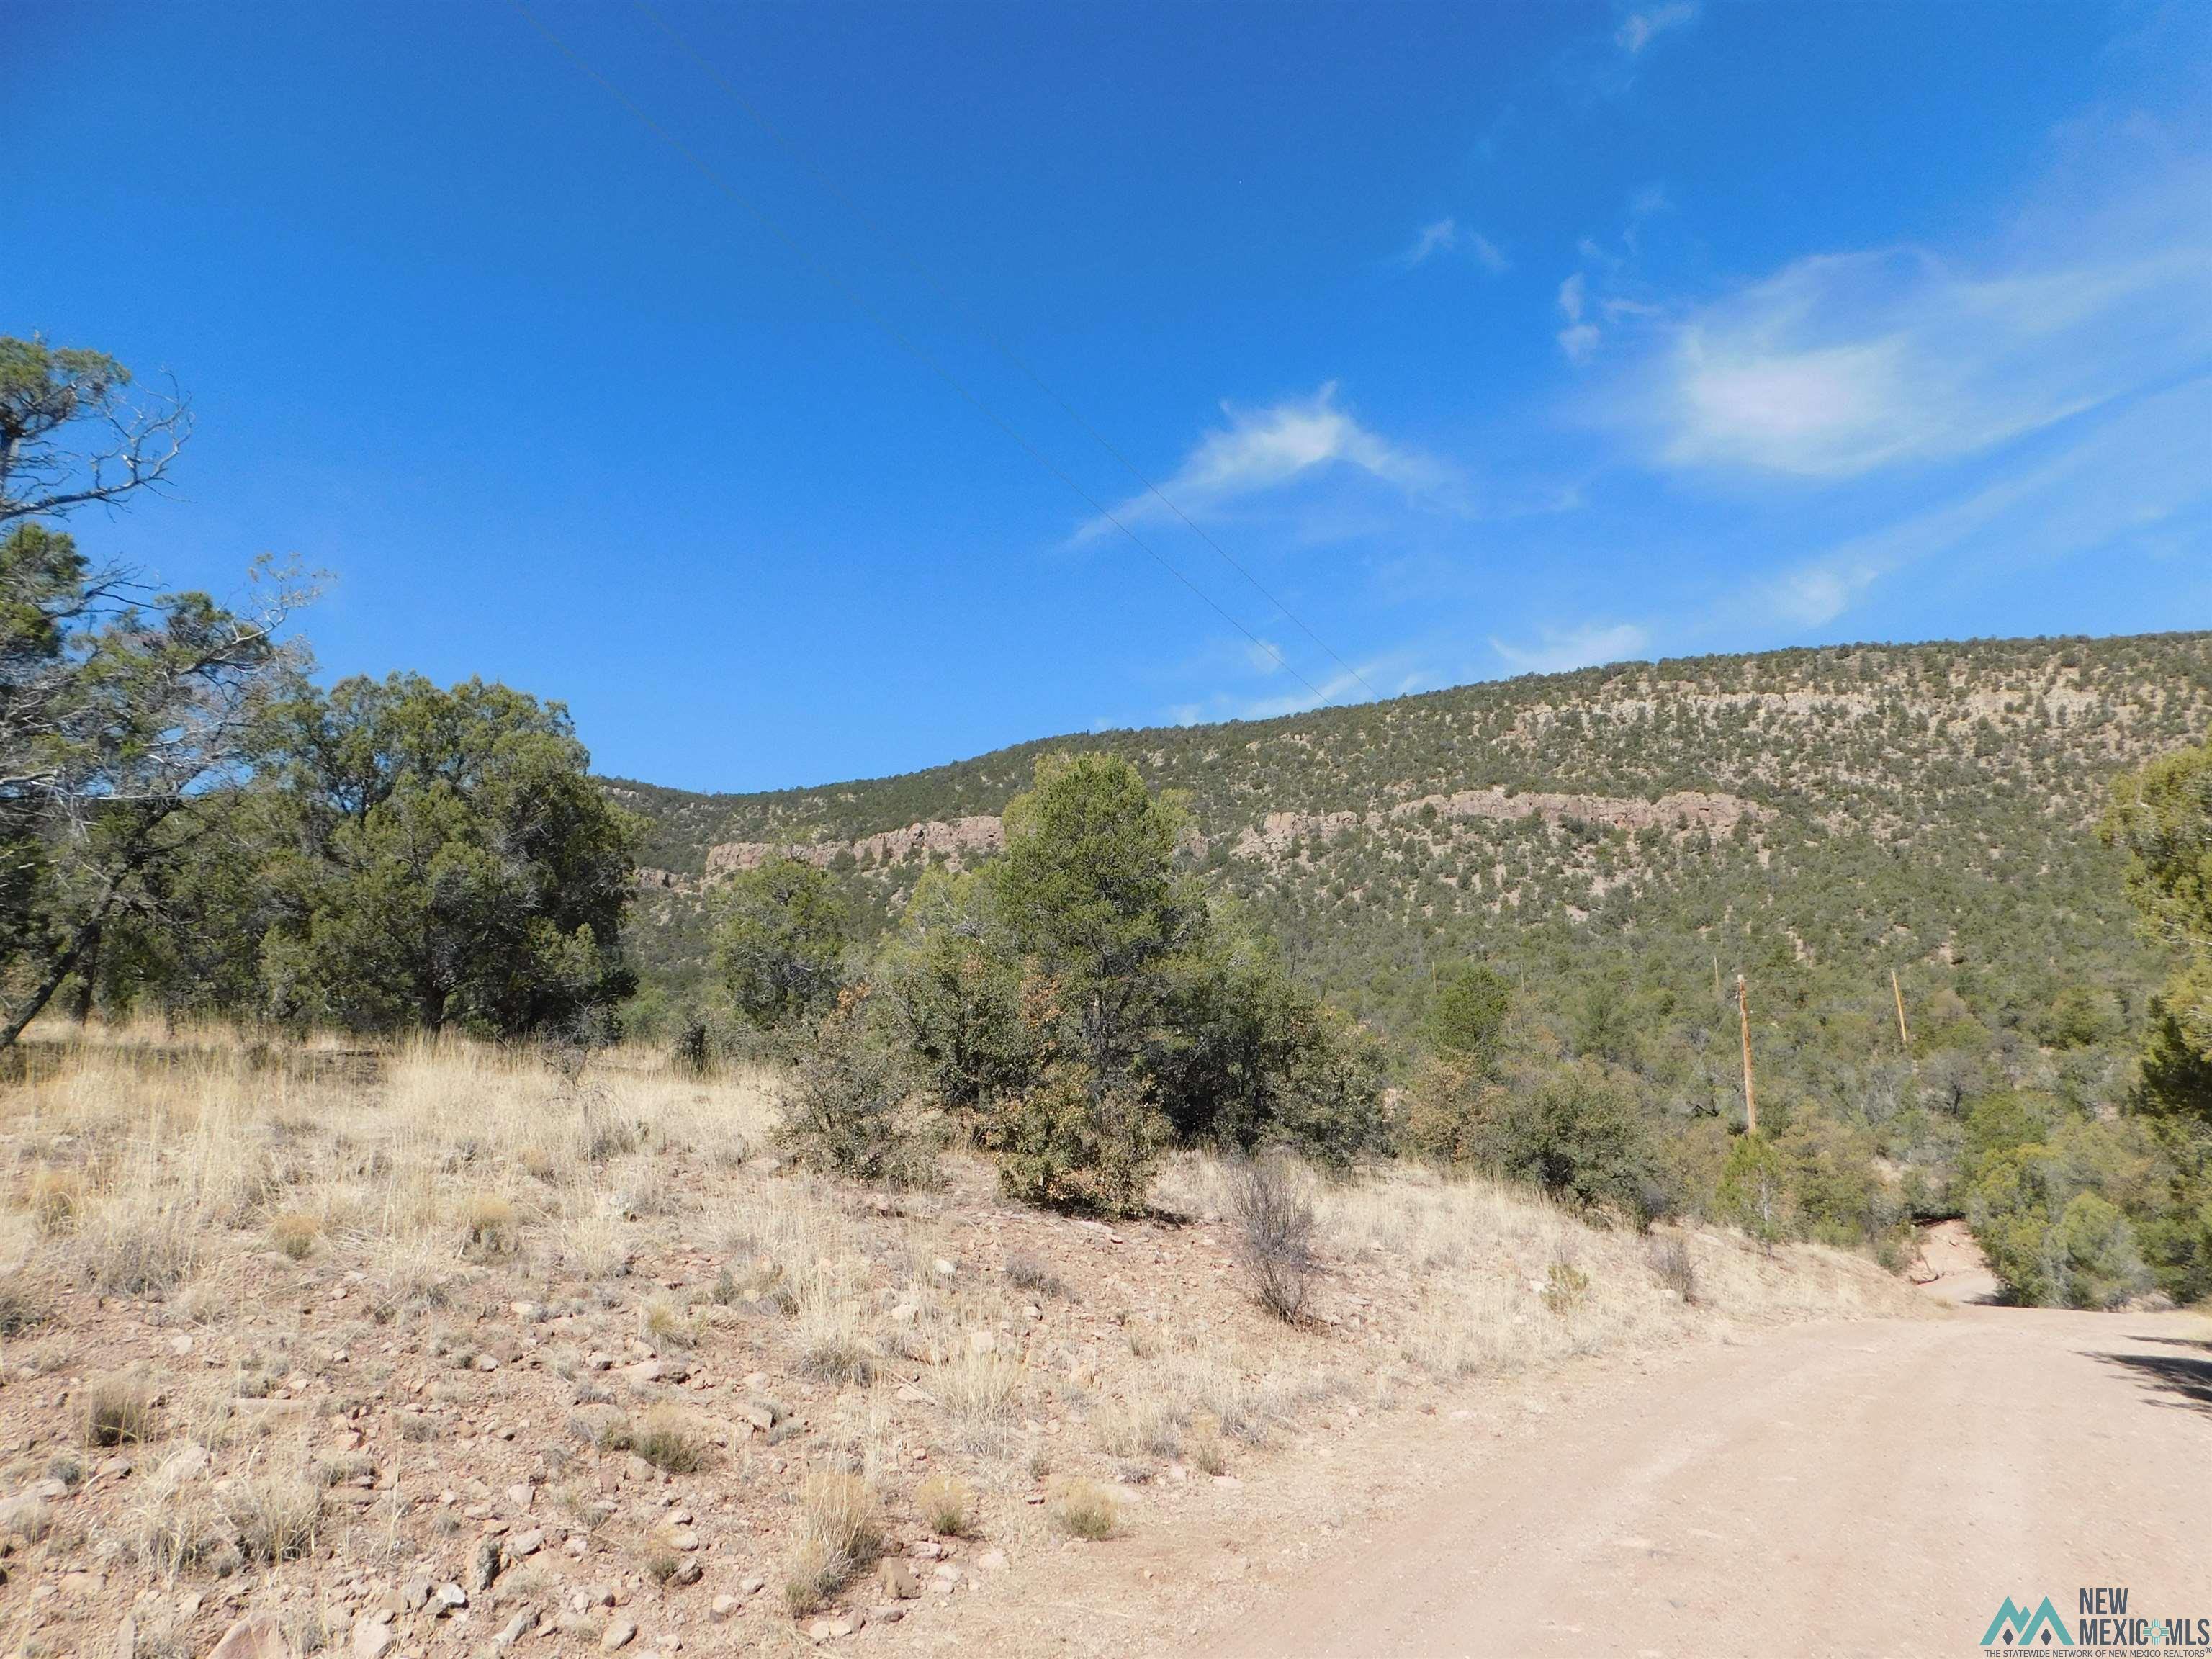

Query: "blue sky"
(6, 1), (2209, 791)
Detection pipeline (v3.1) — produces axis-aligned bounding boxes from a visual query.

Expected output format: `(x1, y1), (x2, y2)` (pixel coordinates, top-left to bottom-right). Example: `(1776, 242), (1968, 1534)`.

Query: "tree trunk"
(66, 919), (101, 1024)
(1, 925), (93, 1050)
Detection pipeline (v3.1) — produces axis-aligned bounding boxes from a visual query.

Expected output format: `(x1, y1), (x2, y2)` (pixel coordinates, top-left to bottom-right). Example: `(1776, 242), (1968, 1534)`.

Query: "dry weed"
(783, 1470), (881, 1614)
(83, 1373), (159, 1447)
(1050, 1477), (1119, 1540)
(914, 1471), (973, 1537)
(631, 1403), (709, 1473)
(268, 1210), (320, 1259)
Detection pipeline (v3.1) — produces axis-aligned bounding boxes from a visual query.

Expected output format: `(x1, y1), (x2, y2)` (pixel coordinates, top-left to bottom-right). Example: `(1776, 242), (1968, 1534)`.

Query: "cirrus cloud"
(1591, 145), (2212, 480)
(1491, 621), (1652, 675)
(1071, 382), (1455, 543)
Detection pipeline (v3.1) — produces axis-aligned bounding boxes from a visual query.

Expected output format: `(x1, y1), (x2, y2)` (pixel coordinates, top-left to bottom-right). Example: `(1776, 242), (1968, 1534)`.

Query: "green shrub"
(775, 991), (936, 1187)
(991, 1061), (1163, 1217)
(1421, 963), (1511, 1064)
(1401, 1058), (1503, 1167)
(2136, 1175), (2212, 1306)
(1474, 1058), (1652, 1216)
(1153, 932), (1390, 1166)
(2037, 984), (2124, 1049)
(714, 855), (849, 1030)
(879, 868), (1035, 1124)
(1966, 1142), (2067, 1304)
(1717, 1132), (1792, 1245)
(1775, 1111), (1887, 1247)
(2044, 1192), (2151, 1309)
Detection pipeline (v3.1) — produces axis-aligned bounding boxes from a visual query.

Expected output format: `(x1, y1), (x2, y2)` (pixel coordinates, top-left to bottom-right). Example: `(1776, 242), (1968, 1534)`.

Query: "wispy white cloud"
(1074, 383), (1452, 542)
(1557, 272), (1601, 364)
(1748, 374), (2212, 627)
(1594, 149), (2212, 480)
(1399, 216), (1509, 273)
(1154, 637), (1438, 726)
(1615, 3), (1698, 56)
(1204, 657), (1435, 724)
(1491, 621), (1651, 675)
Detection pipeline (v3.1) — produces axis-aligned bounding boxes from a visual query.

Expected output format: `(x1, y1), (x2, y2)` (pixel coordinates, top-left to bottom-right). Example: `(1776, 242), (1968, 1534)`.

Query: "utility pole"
(1737, 973), (1758, 1136)
(1891, 968), (1910, 1052)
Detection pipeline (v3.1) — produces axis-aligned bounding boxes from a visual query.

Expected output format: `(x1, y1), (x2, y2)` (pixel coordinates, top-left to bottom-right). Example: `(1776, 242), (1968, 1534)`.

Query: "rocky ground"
(0, 1033), (1927, 1659)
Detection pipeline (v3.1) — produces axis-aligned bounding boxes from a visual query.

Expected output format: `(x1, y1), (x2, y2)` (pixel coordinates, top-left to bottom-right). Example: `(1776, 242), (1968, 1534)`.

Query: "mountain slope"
(610, 631), (2212, 1052)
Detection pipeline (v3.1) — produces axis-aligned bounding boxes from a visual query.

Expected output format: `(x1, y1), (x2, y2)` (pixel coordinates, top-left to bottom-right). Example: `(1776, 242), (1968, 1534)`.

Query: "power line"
(506, 0), (1333, 708)
(631, 0), (1380, 705)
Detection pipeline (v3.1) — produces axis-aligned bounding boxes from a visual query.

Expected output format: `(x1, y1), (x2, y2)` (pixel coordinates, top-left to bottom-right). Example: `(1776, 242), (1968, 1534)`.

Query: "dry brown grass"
(915, 1471), (974, 1537)
(631, 1402), (710, 1473)
(268, 1210), (320, 1259)
(26, 1164), (84, 1234)
(222, 1460), (323, 1563)
(0, 1023), (1925, 1646)
(1049, 1476), (1119, 1540)
(783, 1470), (881, 1614)
(637, 1290), (698, 1351)
(82, 1372), (159, 1447)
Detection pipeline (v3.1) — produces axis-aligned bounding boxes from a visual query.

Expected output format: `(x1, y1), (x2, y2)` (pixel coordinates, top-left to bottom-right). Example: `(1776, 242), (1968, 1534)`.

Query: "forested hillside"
(616, 631), (2212, 1046)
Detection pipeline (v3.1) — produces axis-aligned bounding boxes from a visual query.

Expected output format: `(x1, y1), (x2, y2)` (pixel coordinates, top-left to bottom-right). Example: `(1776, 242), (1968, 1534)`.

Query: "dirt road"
(1198, 1303), (2212, 1659)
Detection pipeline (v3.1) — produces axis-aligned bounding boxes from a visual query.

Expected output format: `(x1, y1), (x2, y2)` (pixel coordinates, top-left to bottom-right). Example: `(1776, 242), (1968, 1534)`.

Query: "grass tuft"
(631, 1402), (709, 1473)
(84, 1373), (159, 1447)
(915, 1471), (974, 1537)
(782, 1470), (881, 1615)
(459, 1192), (518, 1257)
(1049, 1477), (1119, 1541)
(224, 1467), (323, 1563)
(269, 1210), (320, 1259)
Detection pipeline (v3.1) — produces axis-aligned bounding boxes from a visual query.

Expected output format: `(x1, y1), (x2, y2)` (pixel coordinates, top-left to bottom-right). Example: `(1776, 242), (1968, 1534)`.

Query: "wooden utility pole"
(1737, 973), (1758, 1136)
(1891, 968), (1910, 1053)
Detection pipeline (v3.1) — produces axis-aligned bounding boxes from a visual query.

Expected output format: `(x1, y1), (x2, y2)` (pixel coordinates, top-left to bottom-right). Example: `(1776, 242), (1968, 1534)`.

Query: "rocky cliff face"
(702, 814), (1007, 879)
(678, 789), (1762, 888)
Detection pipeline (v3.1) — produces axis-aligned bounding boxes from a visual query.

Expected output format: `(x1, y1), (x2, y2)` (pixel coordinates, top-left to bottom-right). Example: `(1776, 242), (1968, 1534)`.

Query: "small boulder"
(470, 1537), (503, 1593)
(206, 1615), (297, 1659)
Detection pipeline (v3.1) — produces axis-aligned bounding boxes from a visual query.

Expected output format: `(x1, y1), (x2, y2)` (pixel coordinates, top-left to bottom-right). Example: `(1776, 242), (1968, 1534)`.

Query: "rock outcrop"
(1233, 788), (1766, 859)
(703, 814), (1004, 880)
(694, 791), (1763, 886)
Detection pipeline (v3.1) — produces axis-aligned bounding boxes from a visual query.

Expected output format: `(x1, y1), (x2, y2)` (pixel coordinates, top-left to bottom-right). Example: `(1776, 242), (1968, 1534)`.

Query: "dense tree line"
(0, 338), (636, 1044)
